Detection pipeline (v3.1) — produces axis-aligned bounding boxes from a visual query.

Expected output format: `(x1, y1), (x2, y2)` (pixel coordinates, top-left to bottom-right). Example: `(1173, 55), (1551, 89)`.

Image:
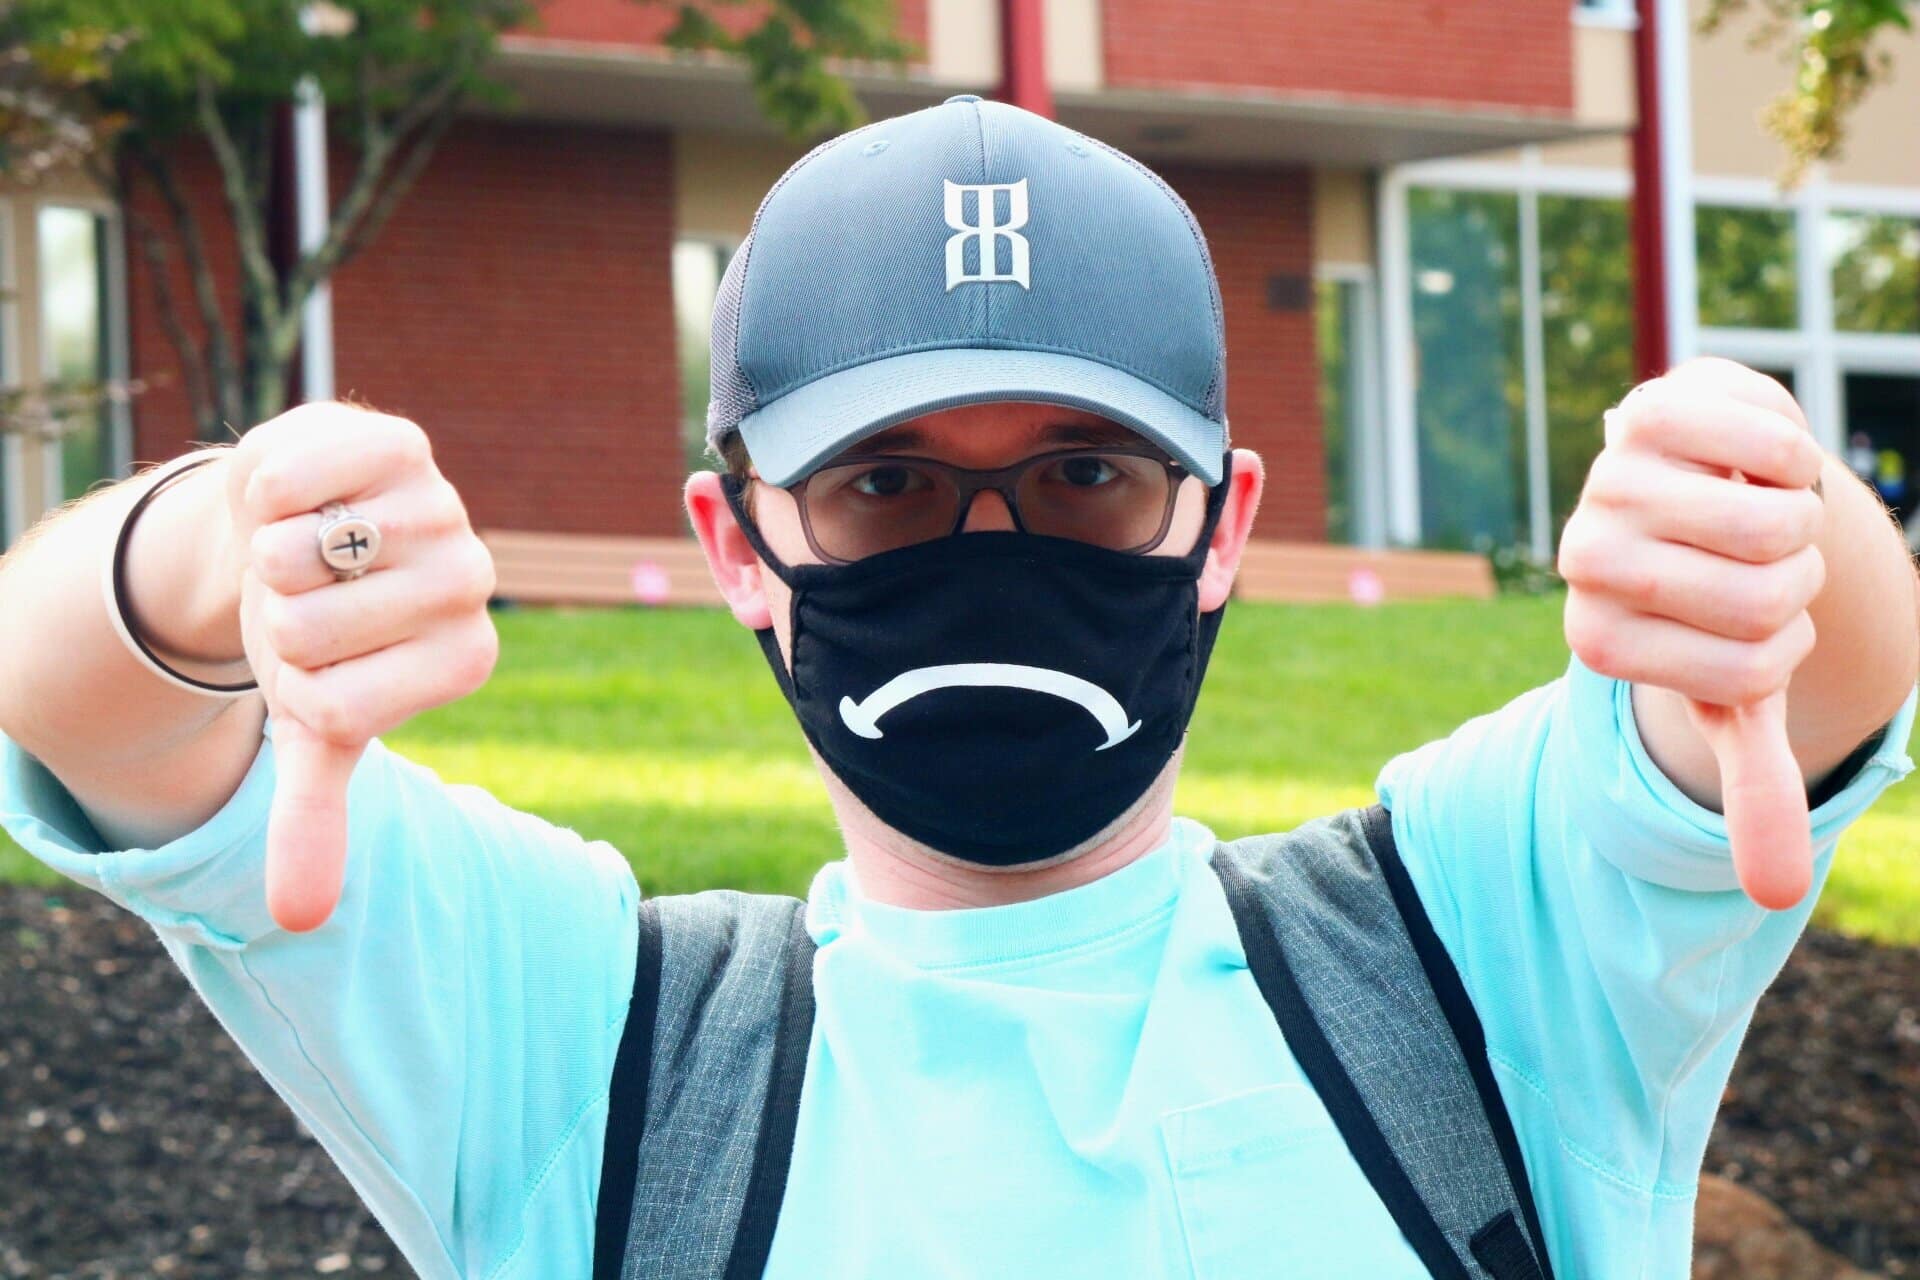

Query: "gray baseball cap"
(705, 94), (1228, 486)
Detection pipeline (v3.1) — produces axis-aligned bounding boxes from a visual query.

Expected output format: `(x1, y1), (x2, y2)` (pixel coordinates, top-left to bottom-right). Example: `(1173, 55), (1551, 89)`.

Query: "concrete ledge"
(481, 530), (1495, 607)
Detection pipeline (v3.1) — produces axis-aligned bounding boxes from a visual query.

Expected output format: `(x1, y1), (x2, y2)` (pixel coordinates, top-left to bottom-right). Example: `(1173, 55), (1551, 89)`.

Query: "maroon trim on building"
(998, 0), (1053, 117)
(1631, 0), (1669, 382)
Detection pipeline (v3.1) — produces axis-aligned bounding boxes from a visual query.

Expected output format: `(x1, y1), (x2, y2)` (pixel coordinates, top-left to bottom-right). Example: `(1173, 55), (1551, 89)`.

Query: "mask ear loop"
(719, 472), (805, 588)
(717, 474), (804, 702)
(1178, 450), (1236, 575)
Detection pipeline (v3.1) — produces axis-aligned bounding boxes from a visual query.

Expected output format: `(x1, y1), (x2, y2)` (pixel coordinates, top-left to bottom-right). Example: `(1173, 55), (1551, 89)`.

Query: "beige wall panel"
(674, 132), (806, 242)
(1538, 134), (1634, 170)
(1575, 24), (1636, 129)
(1828, 26), (1920, 187)
(0, 167), (111, 201)
(1046, 0), (1104, 93)
(929, 0), (1000, 86)
(1687, 0), (1918, 185)
(1313, 169), (1374, 267)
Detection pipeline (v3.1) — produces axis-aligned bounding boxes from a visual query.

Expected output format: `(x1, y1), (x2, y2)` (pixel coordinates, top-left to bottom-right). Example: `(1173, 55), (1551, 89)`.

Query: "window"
(1696, 205), (1798, 329)
(1539, 193), (1634, 536)
(1829, 212), (1920, 335)
(39, 205), (114, 502)
(1844, 373), (1920, 534)
(673, 238), (734, 473)
(1408, 187), (1526, 550)
(1316, 278), (1362, 543)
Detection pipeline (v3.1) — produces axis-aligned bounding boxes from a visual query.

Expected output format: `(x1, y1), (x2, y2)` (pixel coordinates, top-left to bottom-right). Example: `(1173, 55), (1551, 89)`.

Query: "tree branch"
(124, 203), (214, 439)
(128, 136), (243, 437)
(331, 91), (460, 273)
(194, 74), (282, 346)
(274, 52), (476, 355)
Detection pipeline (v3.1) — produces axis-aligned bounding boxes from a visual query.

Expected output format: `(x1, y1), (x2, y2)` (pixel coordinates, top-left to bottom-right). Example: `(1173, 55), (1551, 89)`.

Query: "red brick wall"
(1160, 164), (1325, 542)
(524, 0), (928, 53)
(124, 120), (686, 538)
(124, 143), (246, 464)
(329, 121), (683, 537)
(1102, 0), (1573, 115)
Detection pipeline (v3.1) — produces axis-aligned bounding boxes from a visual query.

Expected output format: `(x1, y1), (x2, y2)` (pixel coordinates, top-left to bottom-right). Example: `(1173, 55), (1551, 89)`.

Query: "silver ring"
(317, 501), (382, 581)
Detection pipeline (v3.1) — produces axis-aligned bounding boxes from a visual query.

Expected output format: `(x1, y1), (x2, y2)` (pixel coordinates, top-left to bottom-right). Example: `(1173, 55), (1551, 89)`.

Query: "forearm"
(1636, 453), (1920, 805)
(0, 452), (265, 848)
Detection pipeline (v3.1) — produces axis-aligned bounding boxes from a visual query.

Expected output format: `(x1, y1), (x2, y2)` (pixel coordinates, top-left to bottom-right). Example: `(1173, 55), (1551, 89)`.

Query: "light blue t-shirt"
(2, 657), (1912, 1279)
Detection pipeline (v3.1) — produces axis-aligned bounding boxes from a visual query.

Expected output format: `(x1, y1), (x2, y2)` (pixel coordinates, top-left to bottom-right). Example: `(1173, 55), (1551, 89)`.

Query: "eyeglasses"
(785, 447), (1192, 564)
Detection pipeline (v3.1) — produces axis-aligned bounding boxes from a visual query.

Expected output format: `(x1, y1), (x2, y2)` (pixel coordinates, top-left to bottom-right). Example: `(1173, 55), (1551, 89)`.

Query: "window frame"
(34, 195), (132, 509)
(1314, 262), (1388, 547)
(0, 201), (20, 548)
(1383, 157), (1920, 552)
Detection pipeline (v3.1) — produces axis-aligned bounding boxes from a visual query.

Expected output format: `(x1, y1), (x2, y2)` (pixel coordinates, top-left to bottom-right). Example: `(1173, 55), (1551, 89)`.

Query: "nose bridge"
(960, 485), (1017, 532)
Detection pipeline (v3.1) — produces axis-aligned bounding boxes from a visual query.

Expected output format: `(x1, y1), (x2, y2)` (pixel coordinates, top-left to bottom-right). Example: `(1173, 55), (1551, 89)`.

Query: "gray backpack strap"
(1211, 805), (1552, 1280)
(594, 891), (814, 1280)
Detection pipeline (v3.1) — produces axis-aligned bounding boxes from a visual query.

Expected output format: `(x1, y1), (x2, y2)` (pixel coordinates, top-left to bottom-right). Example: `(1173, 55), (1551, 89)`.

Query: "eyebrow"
(857, 420), (1145, 455)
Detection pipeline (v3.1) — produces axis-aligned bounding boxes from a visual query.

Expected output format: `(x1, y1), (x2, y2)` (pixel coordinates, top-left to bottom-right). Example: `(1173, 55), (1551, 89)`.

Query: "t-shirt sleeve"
(1374, 656), (1915, 1269)
(0, 718), (640, 1280)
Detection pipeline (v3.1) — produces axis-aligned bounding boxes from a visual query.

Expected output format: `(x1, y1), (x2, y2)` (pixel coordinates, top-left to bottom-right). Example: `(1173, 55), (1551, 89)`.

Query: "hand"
(225, 403), (499, 932)
(1559, 359), (1828, 910)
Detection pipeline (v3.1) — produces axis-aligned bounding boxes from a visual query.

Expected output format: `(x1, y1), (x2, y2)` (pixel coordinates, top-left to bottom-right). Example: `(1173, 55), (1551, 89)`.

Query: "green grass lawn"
(5, 598), (1917, 942)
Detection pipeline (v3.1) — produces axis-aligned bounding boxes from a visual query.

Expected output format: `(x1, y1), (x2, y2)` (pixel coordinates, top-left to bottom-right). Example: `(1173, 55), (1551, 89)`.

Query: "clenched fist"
(1560, 359), (1828, 910)
(225, 403), (499, 932)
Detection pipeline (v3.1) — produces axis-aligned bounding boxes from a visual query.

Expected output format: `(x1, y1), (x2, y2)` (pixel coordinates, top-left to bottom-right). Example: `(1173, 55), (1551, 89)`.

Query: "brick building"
(5, 0), (1918, 577)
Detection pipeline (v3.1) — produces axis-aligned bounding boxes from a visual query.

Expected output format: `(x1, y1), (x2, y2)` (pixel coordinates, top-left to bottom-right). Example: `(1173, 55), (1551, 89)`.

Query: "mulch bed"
(3, 885), (1916, 1278)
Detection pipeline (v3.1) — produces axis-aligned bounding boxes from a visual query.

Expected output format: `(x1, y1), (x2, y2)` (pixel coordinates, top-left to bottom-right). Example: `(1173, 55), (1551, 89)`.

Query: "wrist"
(121, 451), (249, 674)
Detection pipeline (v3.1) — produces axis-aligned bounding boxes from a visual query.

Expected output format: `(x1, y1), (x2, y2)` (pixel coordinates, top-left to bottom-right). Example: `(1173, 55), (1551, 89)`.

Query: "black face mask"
(722, 458), (1232, 868)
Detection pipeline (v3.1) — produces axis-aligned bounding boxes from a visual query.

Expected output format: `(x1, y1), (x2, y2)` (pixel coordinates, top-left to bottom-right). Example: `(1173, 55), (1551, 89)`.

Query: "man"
(0, 97), (1913, 1279)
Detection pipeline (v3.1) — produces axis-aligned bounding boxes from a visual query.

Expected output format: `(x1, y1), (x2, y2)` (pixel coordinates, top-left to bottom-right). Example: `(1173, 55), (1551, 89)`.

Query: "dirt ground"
(2, 885), (1916, 1278)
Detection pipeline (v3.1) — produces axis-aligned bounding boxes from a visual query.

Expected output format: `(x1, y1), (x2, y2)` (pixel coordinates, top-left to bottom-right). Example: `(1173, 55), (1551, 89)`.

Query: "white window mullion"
(1377, 169), (1421, 546)
(1797, 171), (1842, 452)
(1517, 184), (1552, 561)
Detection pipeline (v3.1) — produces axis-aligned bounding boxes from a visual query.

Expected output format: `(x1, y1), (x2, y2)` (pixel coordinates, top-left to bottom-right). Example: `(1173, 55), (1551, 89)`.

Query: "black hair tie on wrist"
(109, 453), (259, 696)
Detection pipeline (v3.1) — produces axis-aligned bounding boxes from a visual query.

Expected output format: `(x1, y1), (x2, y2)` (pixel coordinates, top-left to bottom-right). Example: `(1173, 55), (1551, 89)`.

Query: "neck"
(832, 750), (1184, 910)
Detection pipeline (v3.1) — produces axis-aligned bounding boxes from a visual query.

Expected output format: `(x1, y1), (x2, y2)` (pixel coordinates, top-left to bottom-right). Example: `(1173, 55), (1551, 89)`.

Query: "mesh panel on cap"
(704, 231), (758, 454)
(705, 121), (888, 460)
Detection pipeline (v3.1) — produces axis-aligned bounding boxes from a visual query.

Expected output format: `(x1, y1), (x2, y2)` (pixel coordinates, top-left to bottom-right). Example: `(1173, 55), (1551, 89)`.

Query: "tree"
(0, 16), (131, 445)
(1702, 0), (1915, 178)
(10, 0), (910, 443)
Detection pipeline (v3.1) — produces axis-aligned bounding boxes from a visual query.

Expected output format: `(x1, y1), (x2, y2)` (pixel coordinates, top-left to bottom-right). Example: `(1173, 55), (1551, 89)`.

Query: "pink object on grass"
(1348, 567), (1386, 607)
(631, 561), (673, 605)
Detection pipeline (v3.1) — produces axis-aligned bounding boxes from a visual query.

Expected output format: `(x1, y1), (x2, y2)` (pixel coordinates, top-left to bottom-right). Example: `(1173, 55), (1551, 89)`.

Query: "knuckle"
(450, 619), (499, 692)
(1577, 451), (1633, 511)
(1724, 646), (1784, 705)
(460, 540), (498, 605)
(303, 688), (366, 747)
(246, 464), (292, 517)
(431, 477), (469, 530)
(388, 417), (433, 470)
(1555, 520), (1604, 585)
(1563, 599), (1619, 674)
(261, 594), (311, 663)
(1730, 577), (1794, 640)
(249, 526), (294, 586)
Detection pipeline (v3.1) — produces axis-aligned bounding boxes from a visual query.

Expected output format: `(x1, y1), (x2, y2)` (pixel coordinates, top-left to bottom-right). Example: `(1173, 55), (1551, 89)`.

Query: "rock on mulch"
(2, 885), (1917, 1278)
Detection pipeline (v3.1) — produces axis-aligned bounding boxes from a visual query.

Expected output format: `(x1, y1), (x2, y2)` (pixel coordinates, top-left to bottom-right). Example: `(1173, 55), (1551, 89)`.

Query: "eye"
(850, 464), (929, 498)
(1052, 455), (1121, 488)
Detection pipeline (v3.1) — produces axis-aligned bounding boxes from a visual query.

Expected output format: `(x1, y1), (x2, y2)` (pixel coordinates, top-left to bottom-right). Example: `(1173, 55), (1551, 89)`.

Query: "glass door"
(1841, 372), (1920, 542)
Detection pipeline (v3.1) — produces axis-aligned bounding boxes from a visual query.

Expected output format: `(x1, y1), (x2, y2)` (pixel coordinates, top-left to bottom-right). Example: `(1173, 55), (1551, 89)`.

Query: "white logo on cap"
(944, 179), (1030, 290)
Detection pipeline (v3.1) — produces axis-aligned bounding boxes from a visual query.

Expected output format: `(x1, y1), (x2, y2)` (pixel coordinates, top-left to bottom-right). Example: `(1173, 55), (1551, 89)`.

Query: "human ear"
(1198, 448), (1264, 613)
(685, 471), (775, 631)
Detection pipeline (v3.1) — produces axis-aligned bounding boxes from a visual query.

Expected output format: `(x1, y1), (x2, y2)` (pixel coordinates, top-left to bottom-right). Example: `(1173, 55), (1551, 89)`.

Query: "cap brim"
(734, 348), (1226, 486)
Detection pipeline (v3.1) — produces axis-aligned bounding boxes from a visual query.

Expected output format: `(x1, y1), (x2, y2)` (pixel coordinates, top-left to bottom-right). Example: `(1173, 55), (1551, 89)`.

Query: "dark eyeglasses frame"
(782, 446), (1193, 565)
